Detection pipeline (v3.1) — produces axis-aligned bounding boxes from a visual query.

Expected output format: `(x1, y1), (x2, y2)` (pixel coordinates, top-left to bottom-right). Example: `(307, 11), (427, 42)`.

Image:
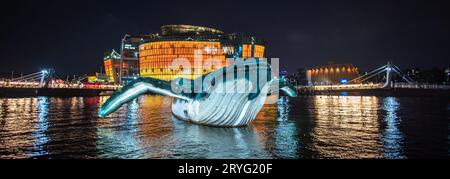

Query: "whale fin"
(98, 77), (192, 117)
(271, 77), (298, 97)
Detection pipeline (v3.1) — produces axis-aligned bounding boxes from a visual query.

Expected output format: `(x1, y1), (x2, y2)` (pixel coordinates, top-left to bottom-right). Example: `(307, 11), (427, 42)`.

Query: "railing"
(393, 82), (450, 90)
(298, 83), (450, 91)
(0, 80), (42, 88)
(298, 83), (383, 91)
(302, 62), (450, 91)
(0, 80), (121, 90)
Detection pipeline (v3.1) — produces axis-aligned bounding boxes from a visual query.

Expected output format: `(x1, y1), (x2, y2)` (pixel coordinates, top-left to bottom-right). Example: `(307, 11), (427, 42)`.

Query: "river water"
(0, 95), (448, 159)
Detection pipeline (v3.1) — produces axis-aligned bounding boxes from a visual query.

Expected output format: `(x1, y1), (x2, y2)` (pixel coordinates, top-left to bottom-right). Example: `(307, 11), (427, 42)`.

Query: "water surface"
(0, 95), (448, 159)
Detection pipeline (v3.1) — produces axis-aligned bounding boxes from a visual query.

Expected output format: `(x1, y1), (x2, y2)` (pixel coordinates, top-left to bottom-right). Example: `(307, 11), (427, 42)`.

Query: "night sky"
(1, 0), (449, 76)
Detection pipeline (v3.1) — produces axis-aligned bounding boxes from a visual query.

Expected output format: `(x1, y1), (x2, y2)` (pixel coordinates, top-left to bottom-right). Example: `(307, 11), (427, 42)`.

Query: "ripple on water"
(0, 95), (449, 159)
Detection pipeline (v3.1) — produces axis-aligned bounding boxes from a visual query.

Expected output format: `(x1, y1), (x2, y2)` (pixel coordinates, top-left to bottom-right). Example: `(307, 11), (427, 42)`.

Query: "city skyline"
(1, 0), (449, 76)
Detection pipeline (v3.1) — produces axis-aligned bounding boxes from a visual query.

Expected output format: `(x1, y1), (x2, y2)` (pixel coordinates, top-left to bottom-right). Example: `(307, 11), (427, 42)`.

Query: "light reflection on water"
(381, 97), (405, 159)
(0, 95), (448, 159)
(310, 96), (382, 158)
(33, 97), (49, 156)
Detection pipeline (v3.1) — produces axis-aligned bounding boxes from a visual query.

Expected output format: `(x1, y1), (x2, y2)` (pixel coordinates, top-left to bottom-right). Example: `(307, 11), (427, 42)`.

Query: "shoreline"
(0, 87), (114, 98)
(1, 87), (449, 98)
(297, 88), (450, 98)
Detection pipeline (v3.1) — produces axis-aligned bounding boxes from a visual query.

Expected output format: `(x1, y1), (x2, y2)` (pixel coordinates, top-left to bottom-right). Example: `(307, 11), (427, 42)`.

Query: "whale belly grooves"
(171, 79), (270, 127)
(98, 59), (298, 127)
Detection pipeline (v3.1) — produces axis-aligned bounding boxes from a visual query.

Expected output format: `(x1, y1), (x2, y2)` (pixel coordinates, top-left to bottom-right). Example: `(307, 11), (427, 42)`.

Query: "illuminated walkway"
(0, 70), (120, 91)
(299, 62), (450, 91)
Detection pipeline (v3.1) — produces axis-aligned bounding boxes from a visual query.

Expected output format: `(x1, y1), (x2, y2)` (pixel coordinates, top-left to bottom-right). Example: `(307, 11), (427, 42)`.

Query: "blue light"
(41, 70), (48, 75)
(277, 96), (290, 121)
(381, 97), (405, 159)
(32, 97), (50, 156)
(340, 78), (349, 84)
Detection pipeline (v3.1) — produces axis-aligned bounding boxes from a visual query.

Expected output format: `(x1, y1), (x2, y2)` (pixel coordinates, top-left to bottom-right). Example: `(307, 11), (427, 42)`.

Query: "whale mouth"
(98, 99), (126, 118)
(98, 108), (110, 118)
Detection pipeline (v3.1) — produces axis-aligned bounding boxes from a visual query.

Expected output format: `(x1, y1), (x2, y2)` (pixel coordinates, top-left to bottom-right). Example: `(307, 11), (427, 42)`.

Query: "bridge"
(0, 69), (120, 97)
(299, 62), (450, 92)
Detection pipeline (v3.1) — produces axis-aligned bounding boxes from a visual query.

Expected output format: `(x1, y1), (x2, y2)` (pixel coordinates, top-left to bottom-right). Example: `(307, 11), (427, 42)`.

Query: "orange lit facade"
(103, 59), (115, 82)
(103, 25), (266, 83)
(242, 44), (265, 58)
(103, 50), (122, 83)
(139, 41), (226, 81)
(138, 25), (266, 81)
(307, 64), (360, 85)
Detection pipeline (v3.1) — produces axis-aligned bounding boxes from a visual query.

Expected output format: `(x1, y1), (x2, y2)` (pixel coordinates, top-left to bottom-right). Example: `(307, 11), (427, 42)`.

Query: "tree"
(292, 68), (308, 86)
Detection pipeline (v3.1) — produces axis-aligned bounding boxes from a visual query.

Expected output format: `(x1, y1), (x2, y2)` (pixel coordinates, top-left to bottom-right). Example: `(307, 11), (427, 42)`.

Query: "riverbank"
(1, 86), (449, 98)
(0, 87), (114, 97)
(298, 88), (450, 98)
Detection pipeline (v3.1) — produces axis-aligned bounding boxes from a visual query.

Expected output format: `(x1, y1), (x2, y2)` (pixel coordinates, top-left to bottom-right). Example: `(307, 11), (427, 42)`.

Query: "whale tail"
(271, 77), (298, 97)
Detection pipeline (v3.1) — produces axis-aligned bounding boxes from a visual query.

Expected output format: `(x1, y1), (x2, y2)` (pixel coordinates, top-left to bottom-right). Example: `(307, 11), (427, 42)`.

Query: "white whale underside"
(172, 79), (270, 127)
(98, 59), (297, 127)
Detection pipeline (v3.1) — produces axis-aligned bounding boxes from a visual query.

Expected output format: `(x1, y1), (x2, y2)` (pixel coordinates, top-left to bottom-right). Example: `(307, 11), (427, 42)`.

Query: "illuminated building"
(103, 34), (149, 84)
(87, 73), (108, 83)
(119, 34), (148, 83)
(307, 64), (360, 85)
(103, 25), (266, 83)
(103, 50), (122, 83)
(139, 25), (266, 81)
(103, 48), (140, 84)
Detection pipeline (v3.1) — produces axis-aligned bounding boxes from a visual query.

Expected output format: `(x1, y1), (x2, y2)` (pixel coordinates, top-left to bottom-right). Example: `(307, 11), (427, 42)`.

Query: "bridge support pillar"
(382, 62), (393, 89)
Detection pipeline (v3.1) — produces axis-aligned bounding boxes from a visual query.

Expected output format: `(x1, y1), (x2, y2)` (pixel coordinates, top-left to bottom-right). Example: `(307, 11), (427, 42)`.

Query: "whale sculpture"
(99, 59), (298, 127)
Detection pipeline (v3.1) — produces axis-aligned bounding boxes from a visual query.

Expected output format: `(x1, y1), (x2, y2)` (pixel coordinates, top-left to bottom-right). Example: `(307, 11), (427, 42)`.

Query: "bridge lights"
(41, 70), (49, 75)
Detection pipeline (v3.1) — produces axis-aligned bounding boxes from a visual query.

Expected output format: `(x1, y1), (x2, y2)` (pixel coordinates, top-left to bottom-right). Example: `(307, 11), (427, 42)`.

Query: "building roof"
(103, 49), (121, 60)
(161, 25), (224, 36)
(309, 63), (358, 70)
(123, 25), (265, 46)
